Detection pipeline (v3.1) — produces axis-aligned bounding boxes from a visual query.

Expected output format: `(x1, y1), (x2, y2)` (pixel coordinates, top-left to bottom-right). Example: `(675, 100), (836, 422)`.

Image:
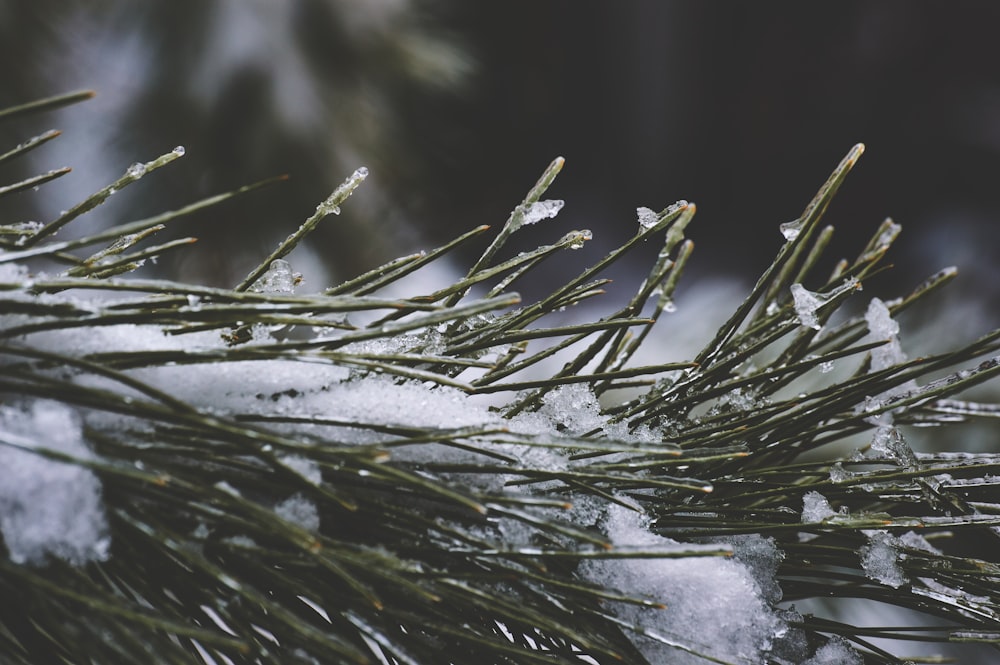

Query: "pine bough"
(2, 91), (1000, 664)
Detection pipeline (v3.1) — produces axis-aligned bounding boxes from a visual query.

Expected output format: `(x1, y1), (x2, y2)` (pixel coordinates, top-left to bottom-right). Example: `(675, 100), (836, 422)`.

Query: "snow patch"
(860, 530), (907, 588)
(0, 401), (110, 565)
(275, 494), (320, 532)
(580, 505), (786, 664)
(803, 637), (864, 664)
(636, 206), (659, 229)
(801, 491), (838, 523)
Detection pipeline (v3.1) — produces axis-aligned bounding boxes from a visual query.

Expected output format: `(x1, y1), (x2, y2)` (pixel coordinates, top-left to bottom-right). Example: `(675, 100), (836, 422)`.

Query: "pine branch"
(2, 92), (1000, 665)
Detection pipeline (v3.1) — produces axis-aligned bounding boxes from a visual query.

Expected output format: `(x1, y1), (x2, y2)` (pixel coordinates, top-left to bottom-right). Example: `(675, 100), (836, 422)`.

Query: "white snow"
(636, 206), (659, 229)
(801, 491), (838, 523)
(860, 297), (919, 424)
(275, 494), (320, 532)
(0, 251), (914, 662)
(0, 400), (110, 565)
(865, 297), (906, 370)
(579, 505), (787, 664)
(513, 384), (612, 437)
(790, 284), (825, 330)
(2, 271), (796, 656)
(516, 199), (564, 227)
(857, 529), (938, 593)
(860, 530), (907, 588)
(869, 425), (918, 468)
(803, 637), (863, 664)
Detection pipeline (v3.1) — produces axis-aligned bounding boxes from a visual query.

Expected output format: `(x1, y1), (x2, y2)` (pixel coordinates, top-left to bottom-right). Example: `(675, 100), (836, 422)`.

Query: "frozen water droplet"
(790, 283), (824, 330)
(663, 299), (677, 313)
(779, 219), (802, 241)
(636, 206), (659, 229)
(765, 301), (780, 316)
(790, 278), (858, 331)
(251, 259), (298, 294)
(126, 162), (147, 179)
(172, 145), (186, 156)
(518, 200), (564, 227)
(875, 220), (901, 248)
(819, 360), (835, 373)
(870, 425), (917, 468)
(829, 462), (852, 483)
(665, 199), (689, 215)
(568, 229), (592, 250)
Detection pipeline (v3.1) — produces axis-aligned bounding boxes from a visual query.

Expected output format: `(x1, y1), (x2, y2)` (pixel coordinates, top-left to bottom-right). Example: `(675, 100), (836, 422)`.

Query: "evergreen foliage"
(2, 91), (1000, 664)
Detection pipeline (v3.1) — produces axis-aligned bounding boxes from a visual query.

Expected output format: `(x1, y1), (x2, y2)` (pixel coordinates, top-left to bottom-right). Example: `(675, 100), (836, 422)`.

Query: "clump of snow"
(801, 491), (838, 523)
(857, 529), (938, 592)
(636, 201), (690, 230)
(580, 505), (786, 664)
(0, 262), (30, 282)
(0, 401), (110, 565)
(803, 637), (863, 664)
(710, 386), (761, 415)
(868, 425), (918, 468)
(860, 297), (919, 423)
(275, 494), (320, 532)
(860, 529), (907, 588)
(636, 206), (659, 229)
(790, 284), (825, 330)
(224, 535), (257, 548)
(509, 384), (646, 445)
(898, 530), (940, 555)
(726, 533), (785, 605)
(828, 462), (854, 483)
(767, 608), (811, 663)
(514, 384), (606, 436)
(865, 297), (906, 370)
(516, 200), (564, 227)
(315, 376), (495, 438)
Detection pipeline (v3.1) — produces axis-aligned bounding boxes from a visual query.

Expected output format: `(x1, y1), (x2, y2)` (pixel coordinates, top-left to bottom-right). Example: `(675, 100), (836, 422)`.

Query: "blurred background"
(1, 0), (999, 318)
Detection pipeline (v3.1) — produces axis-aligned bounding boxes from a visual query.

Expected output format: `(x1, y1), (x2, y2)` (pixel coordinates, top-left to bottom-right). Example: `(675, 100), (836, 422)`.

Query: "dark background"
(2, 1), (998, 312)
